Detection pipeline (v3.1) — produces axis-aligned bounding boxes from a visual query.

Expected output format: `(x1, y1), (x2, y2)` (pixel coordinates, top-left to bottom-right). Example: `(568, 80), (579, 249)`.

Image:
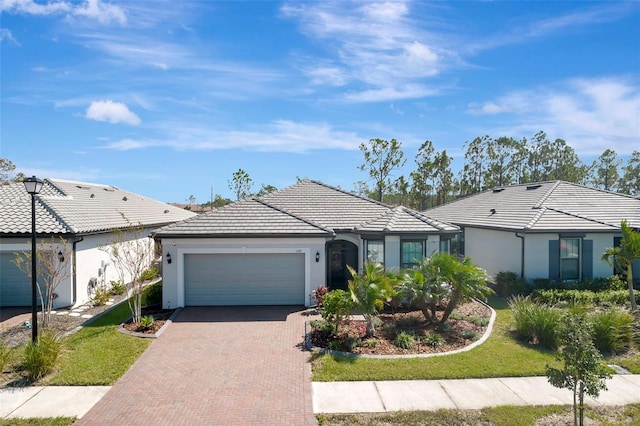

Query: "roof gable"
(258, 180), (391, 230)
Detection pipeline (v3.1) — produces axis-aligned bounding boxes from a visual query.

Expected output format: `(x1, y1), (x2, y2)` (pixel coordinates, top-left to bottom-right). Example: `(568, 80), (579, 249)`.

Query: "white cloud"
(0, 28), (20, 45)
(345, 84), (439, 103)
(467, 77), (640, 155)
(1, 0), (126, 25)
(282, 1), (452, 102)
(102, 120), (362, 153)
(0, 0), (71, 15)
(73, 0), (126, 25)
(85, 100), (141, 125)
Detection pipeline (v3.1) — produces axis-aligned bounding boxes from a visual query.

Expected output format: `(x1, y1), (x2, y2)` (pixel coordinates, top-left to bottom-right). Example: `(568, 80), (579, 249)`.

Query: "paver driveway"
(77, 306), (318, 426)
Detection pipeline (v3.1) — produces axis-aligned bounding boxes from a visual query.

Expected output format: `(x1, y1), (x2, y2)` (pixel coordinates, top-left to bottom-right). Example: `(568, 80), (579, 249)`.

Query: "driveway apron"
(77, 306), (318, 426)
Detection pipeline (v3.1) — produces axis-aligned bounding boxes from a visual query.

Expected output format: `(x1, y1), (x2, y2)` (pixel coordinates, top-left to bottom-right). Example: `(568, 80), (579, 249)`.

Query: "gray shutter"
(549, 240), (560, 280)
(582, 239), (593, 279)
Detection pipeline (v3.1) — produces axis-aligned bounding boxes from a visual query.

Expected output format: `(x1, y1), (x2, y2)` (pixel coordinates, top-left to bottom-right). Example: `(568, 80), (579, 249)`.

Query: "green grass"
(312, 297), (561, 381)
(0, 418), (76, 426)
(317, 404), (640, 426)
(614, 353), (640, 374)
(46, 302), (151, 385)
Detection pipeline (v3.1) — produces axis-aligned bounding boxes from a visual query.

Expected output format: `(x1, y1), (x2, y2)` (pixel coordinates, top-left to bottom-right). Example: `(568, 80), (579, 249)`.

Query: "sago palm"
(347, 262), (397, 337)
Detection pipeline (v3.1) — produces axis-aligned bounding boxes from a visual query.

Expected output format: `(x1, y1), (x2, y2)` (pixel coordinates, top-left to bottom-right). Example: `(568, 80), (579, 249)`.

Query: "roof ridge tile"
(252, 198), (335, 235)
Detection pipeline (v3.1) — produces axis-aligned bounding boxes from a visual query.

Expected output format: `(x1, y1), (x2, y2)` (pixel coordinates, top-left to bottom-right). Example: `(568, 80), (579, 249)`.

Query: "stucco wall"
(464, 227), (522, 279)
(160, 237), (328, 309)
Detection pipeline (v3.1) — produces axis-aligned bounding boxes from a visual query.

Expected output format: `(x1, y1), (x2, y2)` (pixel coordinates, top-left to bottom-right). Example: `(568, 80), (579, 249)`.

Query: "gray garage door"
(0, 252), (34, 307)
(184, 253), (305, 306)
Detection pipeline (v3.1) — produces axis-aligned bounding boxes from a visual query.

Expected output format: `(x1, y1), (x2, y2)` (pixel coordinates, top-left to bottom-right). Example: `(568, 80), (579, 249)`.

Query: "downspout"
(515, 232), (525, 279)
(69, 236), (84, 307)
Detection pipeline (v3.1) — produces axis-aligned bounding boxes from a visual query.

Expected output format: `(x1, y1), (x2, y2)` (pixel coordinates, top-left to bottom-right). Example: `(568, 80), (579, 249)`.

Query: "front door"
(327, 240), (358, 291)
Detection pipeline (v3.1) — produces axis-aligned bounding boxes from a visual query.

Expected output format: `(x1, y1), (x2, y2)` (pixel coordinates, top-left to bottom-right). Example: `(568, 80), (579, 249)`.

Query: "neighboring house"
(0, 178), (196, 308)
(154, 180), (459, 308)
(425, 181), (640, 283)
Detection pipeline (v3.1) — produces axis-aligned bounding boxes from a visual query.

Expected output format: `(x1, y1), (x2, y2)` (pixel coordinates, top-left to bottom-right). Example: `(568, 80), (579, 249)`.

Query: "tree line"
(357, 131), (640, 208)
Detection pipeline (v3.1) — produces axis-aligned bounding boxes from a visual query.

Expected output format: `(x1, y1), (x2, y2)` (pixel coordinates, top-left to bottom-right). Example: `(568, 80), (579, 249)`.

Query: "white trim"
(176, 247), (311, 307)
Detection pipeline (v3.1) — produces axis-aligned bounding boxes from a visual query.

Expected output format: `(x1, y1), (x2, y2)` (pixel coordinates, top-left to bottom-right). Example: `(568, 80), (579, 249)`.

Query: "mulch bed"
(311, 299), (492, 356)
(121, 306), (175, 335)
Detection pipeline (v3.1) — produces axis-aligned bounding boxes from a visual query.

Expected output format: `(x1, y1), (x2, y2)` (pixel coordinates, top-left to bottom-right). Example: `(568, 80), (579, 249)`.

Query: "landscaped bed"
(310, 299), (492, 356)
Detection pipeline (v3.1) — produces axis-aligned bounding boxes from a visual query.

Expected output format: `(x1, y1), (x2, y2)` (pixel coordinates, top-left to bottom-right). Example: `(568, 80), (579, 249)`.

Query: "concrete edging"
(117, 307), (182, 339)
(306, 299), (497, 359)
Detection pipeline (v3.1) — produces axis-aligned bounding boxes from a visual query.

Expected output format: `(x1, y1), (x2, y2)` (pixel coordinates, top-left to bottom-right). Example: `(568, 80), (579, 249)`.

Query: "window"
(401, 241), (423, 269)
(365, 240), (384, 265)
(439, 239), (450, 254)
(560, 238), (580, 280)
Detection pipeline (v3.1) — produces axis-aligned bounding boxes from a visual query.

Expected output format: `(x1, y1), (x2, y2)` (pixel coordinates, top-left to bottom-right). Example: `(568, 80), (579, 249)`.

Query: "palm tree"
(426, 253), (492, 327)
(347, 262), (397, 337)
(398, 257), (450, 323)
(602, 220), (640, 312)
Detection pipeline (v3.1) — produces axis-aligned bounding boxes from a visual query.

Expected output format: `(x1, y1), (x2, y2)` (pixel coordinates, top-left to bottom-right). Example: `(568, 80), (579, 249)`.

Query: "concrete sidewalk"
(0, 386), (110, 419)
(2, 376), (640, 420)
(312, 375), (640, 414)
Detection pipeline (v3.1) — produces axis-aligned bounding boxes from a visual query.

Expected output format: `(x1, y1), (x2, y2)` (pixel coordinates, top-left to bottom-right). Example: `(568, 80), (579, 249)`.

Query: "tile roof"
(356, 206), (459, 234)
(155, 180), (458, 238)
(0, 178), (196, 235)
(425, 181), (640, 232)
(154, 198), (334, 238)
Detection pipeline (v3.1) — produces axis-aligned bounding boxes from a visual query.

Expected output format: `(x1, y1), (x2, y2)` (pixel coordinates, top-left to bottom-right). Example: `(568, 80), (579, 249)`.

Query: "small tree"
(347, 262), (397, 337)
(546, 313), (611, 426)
(602, 219), (640, 312)
(358, 138), (406, 202)
(14, 237), (71, 328)
(228, 168), (254, 200)
(100, 217), (154, 323)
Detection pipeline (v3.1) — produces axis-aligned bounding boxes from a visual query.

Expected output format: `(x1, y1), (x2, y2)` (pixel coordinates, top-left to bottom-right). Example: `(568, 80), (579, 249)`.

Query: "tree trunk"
(438, 292), (461, 327)
(365, 316), (376, 337)
(627, 265), (637, 312)
(573, 382), (578, 426)
(578, 382), (585, 426)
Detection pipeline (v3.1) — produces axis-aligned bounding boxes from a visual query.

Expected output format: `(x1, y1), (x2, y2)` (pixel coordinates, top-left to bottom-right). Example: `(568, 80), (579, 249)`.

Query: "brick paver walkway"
(77, 306), (318, 426)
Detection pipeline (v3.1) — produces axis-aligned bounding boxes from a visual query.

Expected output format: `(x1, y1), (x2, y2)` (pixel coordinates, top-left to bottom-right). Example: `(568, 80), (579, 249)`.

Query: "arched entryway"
(326, 240), (358, 291)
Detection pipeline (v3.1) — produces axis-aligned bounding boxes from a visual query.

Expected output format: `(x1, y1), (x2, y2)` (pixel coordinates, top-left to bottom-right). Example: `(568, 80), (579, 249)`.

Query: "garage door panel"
(1, 252), (33, 307)
(184, 253), (305, 306)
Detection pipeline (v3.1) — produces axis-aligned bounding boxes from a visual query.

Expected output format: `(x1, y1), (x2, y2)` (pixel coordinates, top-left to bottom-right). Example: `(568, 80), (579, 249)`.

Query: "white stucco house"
(154, 180), (460, 308)
(425, 181), (640, 283)
(0, 178), (196, 308)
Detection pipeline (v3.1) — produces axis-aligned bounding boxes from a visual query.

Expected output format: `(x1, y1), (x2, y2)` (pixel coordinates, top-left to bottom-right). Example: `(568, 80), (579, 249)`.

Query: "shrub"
(591, 308), (634, 354)
(461, 330), (480, 340)
(311, 285), (329, 309)
(321, 289), (353, 334)
(495, 271), (529, 297)
(424, 332), (444, 347)
(0, 340), (11, 373)
(137, 315), (155, 332)
(143, 282), (162, 306)
(394, 331), (415, 349)
(468, 315), (489, 327)
(140, 267), (159, 282)
(22, 330), (63, 381)
(310, 319), (336, 335)
(109, 280), (126, 296)
(364, 338), (378, 348)
(91, 286), (111, 306)
(509, 295), (560, 349)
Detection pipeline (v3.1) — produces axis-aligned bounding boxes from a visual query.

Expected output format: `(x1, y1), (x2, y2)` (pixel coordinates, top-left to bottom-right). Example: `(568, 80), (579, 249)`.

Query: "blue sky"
(1, 0), (639, 203)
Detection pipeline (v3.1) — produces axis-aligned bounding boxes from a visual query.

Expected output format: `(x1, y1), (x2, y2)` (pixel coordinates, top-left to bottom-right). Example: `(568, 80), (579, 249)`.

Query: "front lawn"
(46, 301), (151, 385)
(312, 297), (560, 381)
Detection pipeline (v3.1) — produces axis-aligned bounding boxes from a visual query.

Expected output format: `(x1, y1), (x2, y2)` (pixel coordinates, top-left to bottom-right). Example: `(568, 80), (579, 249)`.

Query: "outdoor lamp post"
(24, 176), (43, 343)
